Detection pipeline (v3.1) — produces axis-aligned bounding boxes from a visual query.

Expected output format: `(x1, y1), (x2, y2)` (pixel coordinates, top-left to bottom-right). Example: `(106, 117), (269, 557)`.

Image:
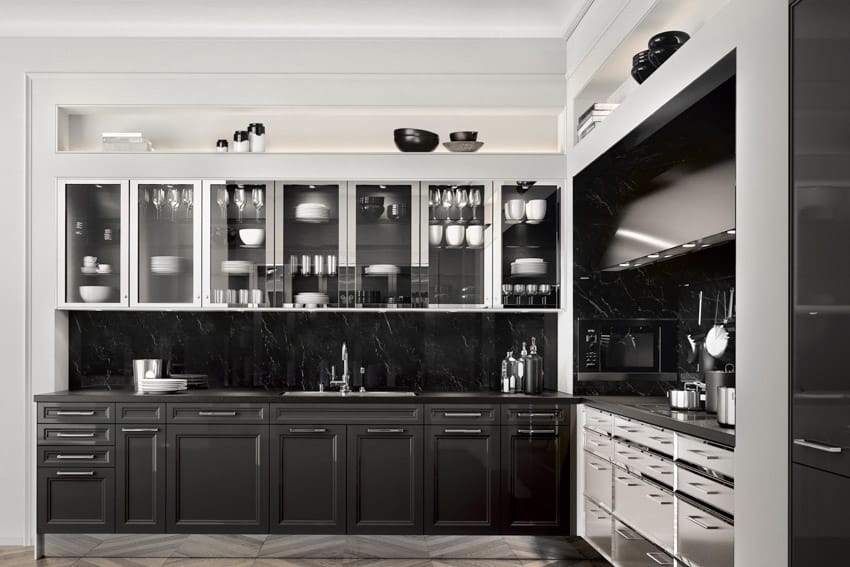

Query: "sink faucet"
(329, 342), (352, 395)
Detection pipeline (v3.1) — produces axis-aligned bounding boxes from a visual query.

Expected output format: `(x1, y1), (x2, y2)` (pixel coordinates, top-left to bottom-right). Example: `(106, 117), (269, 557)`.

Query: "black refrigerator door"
(792, 463), (850, 564)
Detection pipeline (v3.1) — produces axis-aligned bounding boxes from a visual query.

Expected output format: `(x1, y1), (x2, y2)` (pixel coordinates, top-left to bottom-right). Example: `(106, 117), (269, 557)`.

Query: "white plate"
(513, 258), (544, 264)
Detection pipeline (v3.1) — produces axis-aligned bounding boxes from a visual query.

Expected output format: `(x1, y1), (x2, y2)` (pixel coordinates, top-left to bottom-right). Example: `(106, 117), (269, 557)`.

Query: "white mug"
(445, 224), (465, 247)
(428, 224), (444, 247)
(526, 199), (547, 221)
(506, 199), (526, 221)
(83, 256), (97, 266)
(96, 264), (112, 273)
(466, 225), (484, 247)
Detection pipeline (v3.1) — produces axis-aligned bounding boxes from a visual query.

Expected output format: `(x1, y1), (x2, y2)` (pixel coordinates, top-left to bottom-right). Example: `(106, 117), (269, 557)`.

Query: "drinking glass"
(167, 187), (181, 221)
(233, 186), (247, 223)
(252, 187), (265, 220)
(539, 284), (552, 306)
(501, 284), (513, 305)
(456, 188), (469, 223)
(429, 189), (438, 221)
(513, 284), (526, 306)
(526, 284), (539, 306)
(151, 187), (165, 220)
(182, 187), (194, 219)
(471, 189), (482, 222)
(442, 188), (454, 219)
(216, 187), (229, 219)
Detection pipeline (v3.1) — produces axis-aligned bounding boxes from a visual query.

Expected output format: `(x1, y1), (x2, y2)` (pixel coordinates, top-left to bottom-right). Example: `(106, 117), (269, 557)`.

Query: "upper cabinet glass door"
(203, 180), (275, 308)
(60, 180), (129, 306)
(423, 181), (493, 307)
(349, 182), (422, 308)
(131, 180), (202, 307)
(495, 181), (561, 309)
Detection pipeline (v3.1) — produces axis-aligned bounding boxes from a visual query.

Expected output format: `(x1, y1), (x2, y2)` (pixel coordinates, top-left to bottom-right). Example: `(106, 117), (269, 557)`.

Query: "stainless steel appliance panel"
(583, 449), (613, 510)
(613, 468), (674, 551)
(677, 495), (734, 567)
(584, 497), (612, 558)
(677, 464), (734, 517)
(584, 428), (613, 461)
(613, 520), (675, 566)
(614, 416), (674, 457)
(613, 440), (674, 487)
(677, 434), (734, 479)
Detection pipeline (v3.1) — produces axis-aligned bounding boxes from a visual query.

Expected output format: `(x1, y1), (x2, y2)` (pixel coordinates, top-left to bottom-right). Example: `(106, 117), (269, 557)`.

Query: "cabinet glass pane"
(354, 183), (419, 308)
(208, 181), (274, 307)
(65, 182), (123, 304)
(426, 182), (490, 307)
(136, 183), (196, 304)
(500, 182), (561, 308)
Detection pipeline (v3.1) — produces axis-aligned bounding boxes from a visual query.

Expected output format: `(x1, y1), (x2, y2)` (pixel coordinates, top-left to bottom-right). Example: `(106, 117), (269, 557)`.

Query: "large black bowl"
(394, 128), (439, 140)
(648, 30), (690, 49)
(394, 136), (440, 152)
(648, 44), (680, 67)
(450, 131), (478, 142)
(631, 61), (656, 84)
(633, 49), (656, 66)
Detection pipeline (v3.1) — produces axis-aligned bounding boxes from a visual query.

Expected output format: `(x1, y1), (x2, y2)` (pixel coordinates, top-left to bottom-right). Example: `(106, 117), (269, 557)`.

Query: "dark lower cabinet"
(347, 425), (423, 534)
(271, 424), (346, 533)
(424, 425), (500, 534)
(792, 463), (850, 565)
(501, 426), (569, 534)
(167, 424), (269, 533)
(116, 425), (166, 532)
(37, 467), (114, 533)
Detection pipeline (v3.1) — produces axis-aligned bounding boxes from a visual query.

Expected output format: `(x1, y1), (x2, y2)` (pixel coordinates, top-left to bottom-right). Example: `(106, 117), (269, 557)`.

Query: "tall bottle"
(517, 341), (528, 393)
(501, 351), (512, 393)
(507, 351), (518, 393)
(524, 337), (544, 394)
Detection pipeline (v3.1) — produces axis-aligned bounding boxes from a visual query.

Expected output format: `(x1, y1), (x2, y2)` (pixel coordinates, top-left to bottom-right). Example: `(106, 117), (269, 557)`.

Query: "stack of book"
(102, 132), (154, 152)
(576, 103), (619, 140)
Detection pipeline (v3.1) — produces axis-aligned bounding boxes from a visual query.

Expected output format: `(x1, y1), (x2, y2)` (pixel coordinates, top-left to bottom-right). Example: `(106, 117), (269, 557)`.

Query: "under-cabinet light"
(663, 254), (673, 258)
(682, 243), (696, 248)
(619, 263), (630, 267)
(727, 229), (736, 235)
(648, 254), (660, 258)
(615, 228), (676, 249)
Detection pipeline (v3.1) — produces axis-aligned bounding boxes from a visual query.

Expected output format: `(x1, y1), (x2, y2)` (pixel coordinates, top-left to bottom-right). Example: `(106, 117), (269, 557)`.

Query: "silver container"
(132, 359), (162, 393)
(705, 369), (735, 413)
(327, 254), (337, 276)
(668, 381), (705, 410)
(313, 254), (325, 276)
(300, 254), (312, 275)
(717, 387), (736, 427)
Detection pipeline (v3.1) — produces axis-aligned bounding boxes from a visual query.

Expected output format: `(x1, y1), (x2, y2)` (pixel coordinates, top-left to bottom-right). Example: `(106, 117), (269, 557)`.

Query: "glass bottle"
(524, 337), (544, 394)
(517, 341), (528, 392)
(508, 351), (518, 393)
(501, 351), (512, 393)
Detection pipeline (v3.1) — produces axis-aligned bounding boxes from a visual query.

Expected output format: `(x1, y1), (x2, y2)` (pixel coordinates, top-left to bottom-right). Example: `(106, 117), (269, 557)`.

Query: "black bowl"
(633, 49), (654, 66)
(450, 131), (478, 142)
(394, 128), (439, 139)
(359, 204), (385, 219)
(631, 62), (656, 84)
(358, 196), (385, 206)
(394, 137), (440, 152)
(648, 44), (680, 67)
(648, 30), (690, 50)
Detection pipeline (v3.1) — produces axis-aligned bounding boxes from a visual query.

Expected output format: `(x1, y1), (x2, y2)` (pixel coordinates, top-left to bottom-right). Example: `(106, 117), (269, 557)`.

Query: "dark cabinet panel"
(270, 425), (346, 533)
(273, 404), (422, 424)
(37, 468), (114, 533)
(501, 426), (569, 533)
(116, 403), (165, 423)
(37, 423), (114, 445)
(347, 425), (423, 534)
(792, 463), (850, 566)
(38, 402), (113, 423)
(116, 425), (166, 532)
(38, 446), (112, 467)
(167, 424), (269, 533)
(424, 425), (500, 534)
(167, 403), (267, 424)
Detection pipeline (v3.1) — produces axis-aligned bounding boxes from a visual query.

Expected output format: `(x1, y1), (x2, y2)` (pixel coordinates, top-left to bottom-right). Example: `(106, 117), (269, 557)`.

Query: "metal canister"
(717, 387), (736, 427)
(313, 254), (325, 276)
(132, 359), (162, 393)
(327, 254), (338, 276)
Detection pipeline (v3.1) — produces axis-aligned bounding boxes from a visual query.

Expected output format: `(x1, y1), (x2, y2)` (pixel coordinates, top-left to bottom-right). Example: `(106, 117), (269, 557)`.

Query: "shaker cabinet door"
(116, 425), (166, 532)
(37, 468), (115, 533)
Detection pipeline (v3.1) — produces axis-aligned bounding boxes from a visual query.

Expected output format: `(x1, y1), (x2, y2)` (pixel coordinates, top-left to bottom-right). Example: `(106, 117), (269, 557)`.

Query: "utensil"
(132, 359), (163, 393)
(716, 387), (736, 427)
(233, 186), (247, 222)
(706, 291), (730, 359)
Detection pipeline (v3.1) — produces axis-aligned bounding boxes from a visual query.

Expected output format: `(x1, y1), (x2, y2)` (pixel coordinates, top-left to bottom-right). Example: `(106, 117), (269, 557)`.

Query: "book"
(578, 103), (619, 125)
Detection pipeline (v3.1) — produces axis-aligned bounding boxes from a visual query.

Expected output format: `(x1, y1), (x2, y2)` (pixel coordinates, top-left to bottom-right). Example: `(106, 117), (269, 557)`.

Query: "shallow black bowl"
(648, 30), (690, 49)
(394, 137), (440, 152)
(633, 49), (655, 66)
(359, 204), (385, 219)
(450, 131), (478, 142)
(648, 44), (680, 67)
(631, 61), (657, 84)
(394, 128), (439, 140)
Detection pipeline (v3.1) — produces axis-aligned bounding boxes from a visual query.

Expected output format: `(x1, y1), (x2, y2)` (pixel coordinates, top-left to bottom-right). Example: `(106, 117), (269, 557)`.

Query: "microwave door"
(602, 328), (659, 372)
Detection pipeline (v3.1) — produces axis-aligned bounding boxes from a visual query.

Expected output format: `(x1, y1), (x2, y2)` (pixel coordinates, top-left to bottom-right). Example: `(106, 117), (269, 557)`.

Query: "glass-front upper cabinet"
(279, 181), (346, 308)
(131, 180), (202, 307)
(495, 181), (561, 309)
(202, 180), (276, 308)
(423, 181), (493, 307)
(348, 182), (422, 308)
(59, 179), (129, 307)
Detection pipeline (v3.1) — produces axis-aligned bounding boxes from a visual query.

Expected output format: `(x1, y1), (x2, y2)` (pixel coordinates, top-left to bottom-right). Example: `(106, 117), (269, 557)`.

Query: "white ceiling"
(0, 0), (588, 39)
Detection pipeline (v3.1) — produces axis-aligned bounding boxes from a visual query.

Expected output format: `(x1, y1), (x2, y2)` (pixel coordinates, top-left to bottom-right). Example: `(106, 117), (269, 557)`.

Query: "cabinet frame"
(115, 424), (166, 533)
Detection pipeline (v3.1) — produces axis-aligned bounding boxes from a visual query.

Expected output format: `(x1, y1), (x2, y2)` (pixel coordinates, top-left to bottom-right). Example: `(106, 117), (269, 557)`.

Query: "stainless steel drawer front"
(678, 434), (735, 479)
(677, 464), (735, 517)
(677, 496), (734, 567)
(614, 416), (674, 457)
(584, 497), (612, 558)
(584, 407), (613, 435)
(614, 468), (674, 551)
(584, 428), (613, 460)
(584, 450), (612, 509)
(613, 520), (675, 567)
(613, 440), (674, 487)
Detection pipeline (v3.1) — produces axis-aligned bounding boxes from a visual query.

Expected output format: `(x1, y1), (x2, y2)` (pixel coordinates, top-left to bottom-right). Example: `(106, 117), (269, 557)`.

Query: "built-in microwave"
(577, 319), (678, 381)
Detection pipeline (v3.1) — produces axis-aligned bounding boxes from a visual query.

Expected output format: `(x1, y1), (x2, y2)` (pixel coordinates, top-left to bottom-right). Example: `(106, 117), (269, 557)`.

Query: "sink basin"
(281, 391), (417, 397)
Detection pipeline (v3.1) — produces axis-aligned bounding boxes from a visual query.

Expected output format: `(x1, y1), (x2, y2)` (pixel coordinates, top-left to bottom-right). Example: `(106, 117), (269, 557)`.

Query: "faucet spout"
(330, 341), (352, 394)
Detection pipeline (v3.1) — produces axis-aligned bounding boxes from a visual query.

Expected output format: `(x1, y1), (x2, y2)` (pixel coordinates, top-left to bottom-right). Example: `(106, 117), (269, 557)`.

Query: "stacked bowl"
(358, 196), (385, 219)
(631, 31), (690, 84)
(393, 128), (439, 152)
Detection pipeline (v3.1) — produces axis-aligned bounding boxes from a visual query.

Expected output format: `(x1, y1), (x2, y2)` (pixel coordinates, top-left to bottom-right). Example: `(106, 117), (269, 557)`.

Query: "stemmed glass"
(167, 186), (181, 221)
(501, 284), (513, 305)
(442, 188), (454, 221)
(216, 187), (229, 220)
(151, 187), (165, 220)
(526, 284), (539, 306)
(429, 188), (440, 222)
(233, 186), (247, 223)
(471, 189), (482, 223)
(456, 187), (469, 223)
(512, 284), (526, 306)
(538, 284), (552, 306)
(182, 187), (194, 219)
(252, 187), (265, 220)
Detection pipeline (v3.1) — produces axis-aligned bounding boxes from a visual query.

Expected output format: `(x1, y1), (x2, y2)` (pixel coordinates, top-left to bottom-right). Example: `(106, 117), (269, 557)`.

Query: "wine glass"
(429, 189), (438, 221)
(538, 284), (552, 306)
(471, 188), (482, 222)
(252, 187), (265, 220)
(501, 284), (512, 305)
(216, 187), (229, 220)
(526, 284), (539, 306)
(167, 187), (181, 221)
(182, 187), (194, 219)
(442, 188), (454, 220)
(512, 284), (526, 306)
(456, 188), (469, 223)
(233, 186), (247, 223)
(151, 187), (165, 220)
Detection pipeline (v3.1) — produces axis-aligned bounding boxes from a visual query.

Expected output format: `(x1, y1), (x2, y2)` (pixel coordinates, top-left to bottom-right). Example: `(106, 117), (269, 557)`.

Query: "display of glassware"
(233, 186), (247, 222)
(501, 282), (558, 306)
(252, 187), (265, 219)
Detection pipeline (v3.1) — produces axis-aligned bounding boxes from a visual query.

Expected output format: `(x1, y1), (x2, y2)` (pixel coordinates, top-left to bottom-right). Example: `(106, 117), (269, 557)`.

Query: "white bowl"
(428, 224), (444, 246)
(239, 228), (265, 246)
(466, 225), (484, 246)
(79, 285), (111, 303)
(506, 199), (526, 221)
(445, 225), (465, 247)
(526, 199), (547, 220)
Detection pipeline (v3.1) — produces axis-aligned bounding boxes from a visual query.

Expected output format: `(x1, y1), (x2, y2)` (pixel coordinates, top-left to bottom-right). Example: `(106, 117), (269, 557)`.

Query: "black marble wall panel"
(68, 311), (558, 392)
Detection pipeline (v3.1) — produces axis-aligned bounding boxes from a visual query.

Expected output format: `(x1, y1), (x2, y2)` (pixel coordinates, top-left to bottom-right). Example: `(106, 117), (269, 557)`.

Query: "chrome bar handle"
(198, 411), (238, 416)
(367, 428), (404, 433)
(56, 454), (95, 460)
(55, 411), (96, 416)
(518, 429), (555, 435)
(55, 432), (96, 438)
(289, 428), (328, 433)
(121, 428), (159, 433)
(56, 471), (95, 476)
(444, 429), (482, 434)
(518, 412), (557, 417)
(443, 412), (483, 417)
(794, 438), (843, 453)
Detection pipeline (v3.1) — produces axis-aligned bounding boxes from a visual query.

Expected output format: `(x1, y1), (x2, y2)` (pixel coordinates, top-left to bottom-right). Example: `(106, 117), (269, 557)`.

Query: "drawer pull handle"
(615, 476), (639, 487)
(615, 527), (639, 540)
(518, 429), (555, 435)
(649, 436), (673, 444)
(121, 428), (159, 433)
(367, 428), (404, 433)
(444, 429), (482, 434)
(55, 454), (95, 460)
(586, 439), (608, 447)
(623, 428), (641, 433)
(616, 452), (641, 460)
(518, 412), (557, 417)
(55, 411), (96, 416)
(55, 432), (96, 438)
(794, 438), (843, 453)
(588, 462), (609, 471)
(289, 428), (327, 433)
(687, 449), (719, 460)
(56, 471), (95, 476)
(444, 412), (483, 417)
(198, 411), (238, 416)
(688, 482), (720, 495)
(646, 493), (673, 505)
(646, 552), (674, 565)
(688, 515), (721, 530)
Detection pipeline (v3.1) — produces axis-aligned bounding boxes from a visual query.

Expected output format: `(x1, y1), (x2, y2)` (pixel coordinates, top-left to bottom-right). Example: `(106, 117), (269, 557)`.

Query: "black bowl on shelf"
(631, 61), (657, 84)
(632, 49), (656, 67)
(394, 128), (438, 139)
(648, 30), (690, 49)
(358, 195), (385, 206)
(648, 44), (680, 67)
(359, 204), (385, 219)
(393, 128), (440, 152)
(449, 131), (478, 142)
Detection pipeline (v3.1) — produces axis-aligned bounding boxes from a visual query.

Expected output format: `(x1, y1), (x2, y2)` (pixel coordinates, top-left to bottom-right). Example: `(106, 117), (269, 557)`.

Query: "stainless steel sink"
(281, 391), (417, 397)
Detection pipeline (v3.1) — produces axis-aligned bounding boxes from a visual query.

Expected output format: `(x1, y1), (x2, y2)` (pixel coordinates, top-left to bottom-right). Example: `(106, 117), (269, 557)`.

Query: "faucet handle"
(330, 365), (336, 381)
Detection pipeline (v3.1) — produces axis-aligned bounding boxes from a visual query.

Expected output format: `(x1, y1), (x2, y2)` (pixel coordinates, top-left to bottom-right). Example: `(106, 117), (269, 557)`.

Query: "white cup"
(526, 199), (547, 221)
(96, 264), (112, 274)
(466, 225), (484, 247)
(83, 256), (97, 266)
(506, 199), (526, 221)
(428, 224), (444, 247)
(445, 224), (465, 247)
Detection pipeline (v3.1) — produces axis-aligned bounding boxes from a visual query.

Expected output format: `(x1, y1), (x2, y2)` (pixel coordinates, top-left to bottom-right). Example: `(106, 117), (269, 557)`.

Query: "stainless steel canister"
(716, 387), (736, 427)
(327, 254), (338, 276)
(313, 254), (325, 276)
(132, 359), (162, 393)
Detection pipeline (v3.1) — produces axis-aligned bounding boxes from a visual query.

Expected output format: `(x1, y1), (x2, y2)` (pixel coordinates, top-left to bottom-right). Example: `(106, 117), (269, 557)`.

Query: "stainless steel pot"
(704, 365), (735, 413)
(717, 387), (735, 427)
(668, 381), (706, 410)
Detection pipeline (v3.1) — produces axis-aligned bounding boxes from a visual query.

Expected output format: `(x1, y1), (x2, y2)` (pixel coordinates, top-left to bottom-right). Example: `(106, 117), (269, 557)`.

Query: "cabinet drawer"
(613, 440), (674, 487)
(37, 424), (114, 445)
(37, 467), (115, 533)
(584, 428), (613, 460)
(38, 446), (112, 467)
(272, 404), (422, 424)
(678, 464), (734, 517)
(584, 497), (612, 558)
(425, 404), (498, 425)
(677, 434), (735, 479)
(38, 403), (113, 423)
(614, 417), (673, 457)
(614, 468), (674, 551)
(584, 407), (613, 435)
(502, 405), (569, 425)
(168, 403), (268, 423)
(117, 403), (165, 423)
(613, 521), (675, 567)
(584, 450), (612, 510)
(677, 496), (734, 567)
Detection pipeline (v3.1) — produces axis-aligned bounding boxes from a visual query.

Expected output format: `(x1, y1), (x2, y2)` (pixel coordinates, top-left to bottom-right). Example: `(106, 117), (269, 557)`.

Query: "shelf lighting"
(619, 263), (630, 267)
(727, 229), (736, 235)
(663, 254), (673, 258)
(701, 244), (711, 248)
(682, 243), (696, 248)
(648, 254), (660, 259)
(579, 276), (590, 280)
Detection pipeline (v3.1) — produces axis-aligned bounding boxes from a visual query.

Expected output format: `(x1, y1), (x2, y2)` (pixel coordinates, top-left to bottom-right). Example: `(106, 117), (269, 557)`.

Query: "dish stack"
(294, 202), (330, 223)
(511, 258), (547, 276)
(631, 30), (691, 85)
(139, 377), (187, 394)
(102, 131), (153, 152)
(577, 103), (620, 140)
(294, 292), (329, 307)
(221, 260), (252, 274)
(364, 264), (401, 276)
(169, 373), (209, 389)
(151, 255), (181, 275)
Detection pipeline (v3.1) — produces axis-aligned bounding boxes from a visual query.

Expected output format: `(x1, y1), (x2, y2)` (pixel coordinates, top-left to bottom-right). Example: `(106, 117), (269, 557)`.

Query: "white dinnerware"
(466, 225), (484, 247)
(79, 285), (111, 303)
(445, 224), (466, 247)
(526, 199), (547, 223)
(429, 224), (444, 246)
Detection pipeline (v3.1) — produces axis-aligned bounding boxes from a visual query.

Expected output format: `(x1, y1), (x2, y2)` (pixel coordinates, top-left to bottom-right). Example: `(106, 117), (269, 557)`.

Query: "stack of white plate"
(139, 377), (187, 394)
(169, 373), (209, 389)
(510, 258), (547, 276)
(222, 260), (252, 274)
(295, 202), (330, 223)
(364, 264), (401, 276)
(294, 292), (329, 307)
(151, 256), (181, 275)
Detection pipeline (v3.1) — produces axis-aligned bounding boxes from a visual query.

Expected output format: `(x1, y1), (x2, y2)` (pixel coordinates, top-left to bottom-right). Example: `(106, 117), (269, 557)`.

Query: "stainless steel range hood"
(602, 158), (735, 271)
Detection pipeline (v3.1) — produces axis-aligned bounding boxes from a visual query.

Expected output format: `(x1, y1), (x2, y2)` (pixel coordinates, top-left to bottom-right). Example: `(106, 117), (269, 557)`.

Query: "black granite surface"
(68, 311), (557, 393)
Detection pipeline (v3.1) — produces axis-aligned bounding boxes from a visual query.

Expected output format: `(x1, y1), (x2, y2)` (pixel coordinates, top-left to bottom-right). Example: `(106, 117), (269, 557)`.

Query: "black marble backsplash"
(68, 311), (557, 392)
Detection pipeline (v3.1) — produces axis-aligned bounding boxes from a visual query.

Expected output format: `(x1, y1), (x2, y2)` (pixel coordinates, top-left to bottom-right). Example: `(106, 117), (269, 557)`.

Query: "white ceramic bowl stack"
(150, 256), (181, 275)
(79, 285), (112, 303)
(510, 257), (548, 276)
(364, 264), (401, 276)
(238, 228), (265, 247)
(139, 377), (187, 394)
(294, 202), (330, 223)
(221, 260), (252, 274)
(294, 292), (329, 307)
